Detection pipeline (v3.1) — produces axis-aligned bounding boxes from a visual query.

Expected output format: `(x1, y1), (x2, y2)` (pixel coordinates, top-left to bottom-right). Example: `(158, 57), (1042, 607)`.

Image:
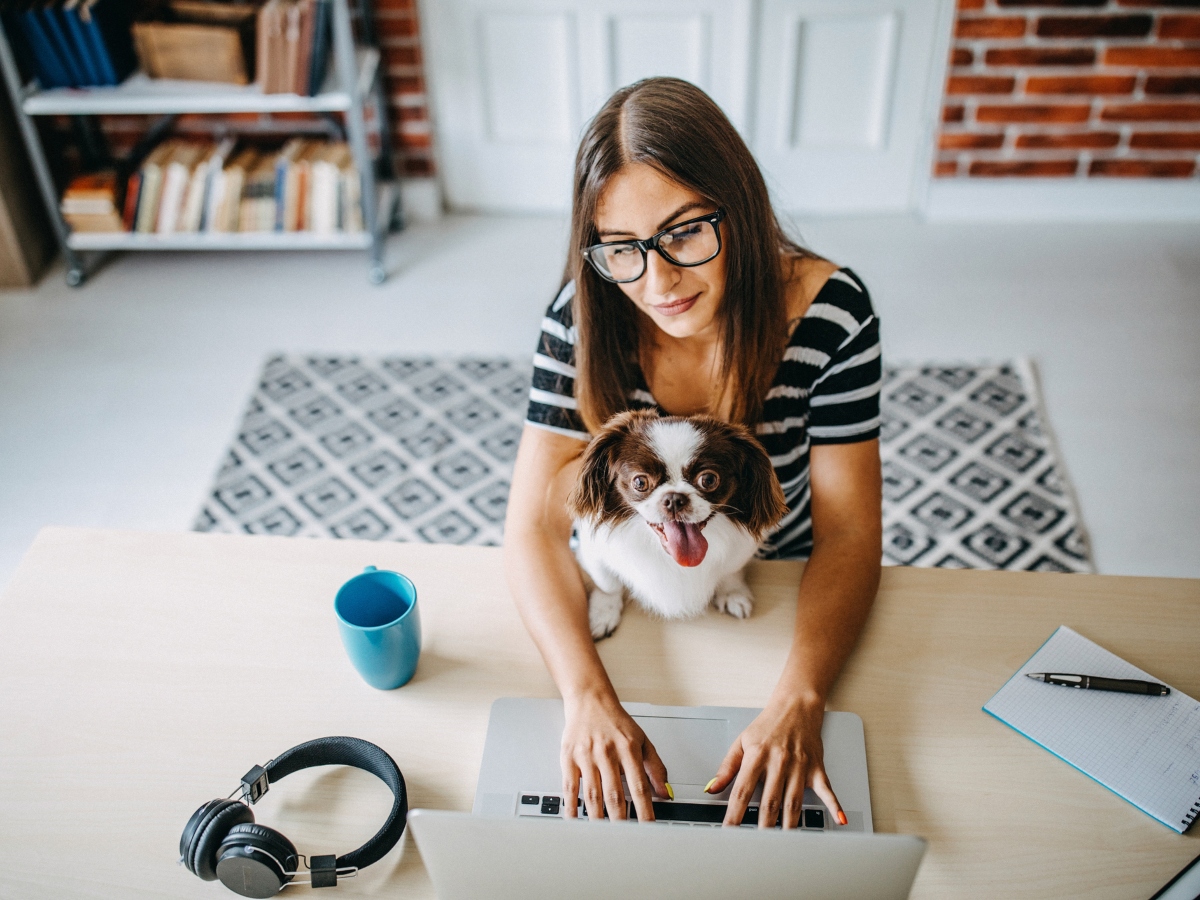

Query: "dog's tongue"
(662, 520), (708, 567)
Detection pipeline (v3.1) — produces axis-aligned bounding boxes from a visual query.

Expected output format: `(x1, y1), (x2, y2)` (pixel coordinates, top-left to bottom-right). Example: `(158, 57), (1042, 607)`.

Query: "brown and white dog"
(567, 410), (787, 639)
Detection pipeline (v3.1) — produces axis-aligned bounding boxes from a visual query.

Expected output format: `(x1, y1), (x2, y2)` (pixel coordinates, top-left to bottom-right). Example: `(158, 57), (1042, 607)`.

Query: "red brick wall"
(936, 0), (1200, 178)
(377, 0), (434, 177)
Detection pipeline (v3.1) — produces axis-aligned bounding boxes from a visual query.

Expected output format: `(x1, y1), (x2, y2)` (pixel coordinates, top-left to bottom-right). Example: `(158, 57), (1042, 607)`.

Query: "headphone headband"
(260, 736), (407, 871)
(182, 737), (406, 896)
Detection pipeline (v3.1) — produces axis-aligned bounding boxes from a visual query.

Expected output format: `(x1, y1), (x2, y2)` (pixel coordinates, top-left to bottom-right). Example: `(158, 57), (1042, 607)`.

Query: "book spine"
(122, 172), (141, 232)
(41, 8), (85, 87)
(62, 8), (101, 86)
(91, 0), (137, 81)
(22, 12), (72, 88)
(80, 16), (118, 86)
(274, 156), (287, 232)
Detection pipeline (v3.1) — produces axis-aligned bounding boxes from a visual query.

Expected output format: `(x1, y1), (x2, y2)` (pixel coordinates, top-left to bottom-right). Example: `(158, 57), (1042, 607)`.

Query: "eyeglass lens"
(590, 219), (719, 282)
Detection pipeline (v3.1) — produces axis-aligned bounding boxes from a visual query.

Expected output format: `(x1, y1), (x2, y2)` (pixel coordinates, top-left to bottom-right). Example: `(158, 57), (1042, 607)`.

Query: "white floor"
(1, 214), (1197, 590)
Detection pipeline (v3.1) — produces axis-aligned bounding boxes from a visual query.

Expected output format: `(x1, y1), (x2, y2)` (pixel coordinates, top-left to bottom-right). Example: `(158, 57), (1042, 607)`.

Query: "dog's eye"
(631, 475), (649, 492)
(697, 471), (719, 491)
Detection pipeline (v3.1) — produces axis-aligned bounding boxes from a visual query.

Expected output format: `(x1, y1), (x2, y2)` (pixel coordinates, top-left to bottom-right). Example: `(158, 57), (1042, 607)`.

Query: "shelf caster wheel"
(66, 268), (84, 288)
(368, 265), (386, 285)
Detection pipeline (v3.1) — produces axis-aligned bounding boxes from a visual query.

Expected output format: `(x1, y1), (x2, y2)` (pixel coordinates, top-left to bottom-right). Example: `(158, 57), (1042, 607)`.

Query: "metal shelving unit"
(0, 0), (398, 286)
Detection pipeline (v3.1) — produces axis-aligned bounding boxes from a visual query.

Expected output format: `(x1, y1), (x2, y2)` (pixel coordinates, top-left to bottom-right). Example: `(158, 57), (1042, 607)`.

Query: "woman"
(503, 78), (882, 830)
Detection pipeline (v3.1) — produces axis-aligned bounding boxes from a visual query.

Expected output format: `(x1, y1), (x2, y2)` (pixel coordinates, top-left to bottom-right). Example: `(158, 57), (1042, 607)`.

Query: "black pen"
(1026, 673), (1170, 696)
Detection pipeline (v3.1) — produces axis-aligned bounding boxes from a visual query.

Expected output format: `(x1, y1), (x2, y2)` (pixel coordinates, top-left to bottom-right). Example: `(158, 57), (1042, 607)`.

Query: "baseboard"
(923, 179), (1200, 222)
(400, 177), (444, 224)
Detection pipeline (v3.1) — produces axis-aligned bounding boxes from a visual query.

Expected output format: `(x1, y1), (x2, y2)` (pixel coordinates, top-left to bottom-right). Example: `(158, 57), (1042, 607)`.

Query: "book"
(256, 0), (287, 93)
(296, 140), (328, 231)
(178, 139), (233, 233)
(282, 0), (301, 94)
(21, 7), (72, 88)
(77, 0), (117, 85)
(984, 626), (1200, 834)
(60, 169), (115, 210)
(61, 170), (123, 232)
(214, 147), (258, 232)
(156, 142), (207, 234)
(133, 141), (176, 234)
(61, 0), (102, 86)
(340, 151), (363, 233)
(193, 136), (237, 232)
(81, 0), (136, 84)
(239, 153), (278, 232)
(306, 0), (330, 95)
(39, 2), (86, 87)
(273, 137), (307, 231)
(309, 142), (344, 234)
(294, 0), (314, 95)
(122, 170), (142, 232)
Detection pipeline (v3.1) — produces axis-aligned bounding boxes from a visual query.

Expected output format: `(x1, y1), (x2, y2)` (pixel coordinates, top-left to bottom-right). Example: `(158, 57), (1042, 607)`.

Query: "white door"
(419, 0), (947, 214)
(753, 0), (950, 212)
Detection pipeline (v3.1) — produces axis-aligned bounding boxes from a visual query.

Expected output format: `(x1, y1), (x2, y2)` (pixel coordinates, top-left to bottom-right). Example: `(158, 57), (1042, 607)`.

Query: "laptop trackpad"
(632, 716), (730, 786)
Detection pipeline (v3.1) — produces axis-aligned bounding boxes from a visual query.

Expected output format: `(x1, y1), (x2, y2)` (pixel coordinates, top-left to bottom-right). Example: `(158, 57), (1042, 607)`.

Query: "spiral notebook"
(984, 626), (1200, 834)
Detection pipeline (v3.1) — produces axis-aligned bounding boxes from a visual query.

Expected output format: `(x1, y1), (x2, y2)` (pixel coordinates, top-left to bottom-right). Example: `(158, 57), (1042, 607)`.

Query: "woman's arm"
(504, 425), (670, 822)
(707, 438), (882, 828)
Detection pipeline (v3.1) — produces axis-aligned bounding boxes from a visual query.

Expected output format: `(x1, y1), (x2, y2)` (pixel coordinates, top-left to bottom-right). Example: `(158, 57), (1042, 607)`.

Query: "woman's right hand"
(561, 690), (671, 822)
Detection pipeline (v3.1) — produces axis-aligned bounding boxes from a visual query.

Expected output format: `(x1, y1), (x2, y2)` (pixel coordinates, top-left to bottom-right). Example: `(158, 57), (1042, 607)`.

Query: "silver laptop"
(408, 698), (924, 900)
(408, 810), (925, 900)
(472, 697), (873, 831)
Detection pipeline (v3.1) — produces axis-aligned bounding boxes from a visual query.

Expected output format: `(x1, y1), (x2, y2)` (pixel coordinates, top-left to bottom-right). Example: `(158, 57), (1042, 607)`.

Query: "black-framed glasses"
(582, 208), (726, 284)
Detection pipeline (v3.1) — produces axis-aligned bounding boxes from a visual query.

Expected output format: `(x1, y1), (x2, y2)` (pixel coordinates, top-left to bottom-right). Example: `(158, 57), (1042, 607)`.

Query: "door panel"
(754, 0), (943, 212)
(420, 0), (944, 213)
(789, 13), (898, 150)
(479, 13), (575, 145)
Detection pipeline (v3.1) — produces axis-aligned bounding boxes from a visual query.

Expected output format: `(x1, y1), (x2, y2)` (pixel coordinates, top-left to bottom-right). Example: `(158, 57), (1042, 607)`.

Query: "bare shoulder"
(783, 255), (841, 324)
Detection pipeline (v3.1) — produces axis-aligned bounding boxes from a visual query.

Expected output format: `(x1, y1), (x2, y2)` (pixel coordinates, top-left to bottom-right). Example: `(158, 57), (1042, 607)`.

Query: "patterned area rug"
(194, 355), (1094, 573)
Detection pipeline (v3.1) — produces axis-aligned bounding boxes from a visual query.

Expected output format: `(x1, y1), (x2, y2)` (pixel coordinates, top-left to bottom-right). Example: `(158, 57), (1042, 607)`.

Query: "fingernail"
(665, 782), (674, 800)
(837, 810), (847, 826)
(704, 777), (718, 794)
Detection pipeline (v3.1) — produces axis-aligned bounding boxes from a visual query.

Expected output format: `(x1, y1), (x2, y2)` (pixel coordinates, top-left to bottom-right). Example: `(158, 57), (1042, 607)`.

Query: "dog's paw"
(588, 588), (624, 640)
(712, 587), (754, 620)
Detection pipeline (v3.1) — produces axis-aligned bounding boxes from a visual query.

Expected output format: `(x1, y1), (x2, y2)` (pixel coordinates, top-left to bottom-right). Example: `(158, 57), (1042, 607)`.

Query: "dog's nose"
(661, 492), (690, 517)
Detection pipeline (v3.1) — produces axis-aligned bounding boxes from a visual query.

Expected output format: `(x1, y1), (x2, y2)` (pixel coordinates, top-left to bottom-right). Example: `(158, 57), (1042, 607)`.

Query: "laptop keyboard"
(517, 794), (827, 829)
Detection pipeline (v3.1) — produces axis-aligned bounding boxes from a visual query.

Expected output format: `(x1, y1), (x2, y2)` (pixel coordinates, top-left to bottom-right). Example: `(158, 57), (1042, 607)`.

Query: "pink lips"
(652, 293), (700, 317)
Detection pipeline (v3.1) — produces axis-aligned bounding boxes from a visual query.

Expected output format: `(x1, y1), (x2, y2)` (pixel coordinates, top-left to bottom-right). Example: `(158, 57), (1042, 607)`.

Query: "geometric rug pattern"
(878, 359), (1092, 572)
(195, 355), (1094, 573)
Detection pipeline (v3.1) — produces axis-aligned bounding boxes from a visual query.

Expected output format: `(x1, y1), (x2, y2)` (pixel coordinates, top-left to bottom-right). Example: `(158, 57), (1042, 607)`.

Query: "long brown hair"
(568, 77), (816, 434)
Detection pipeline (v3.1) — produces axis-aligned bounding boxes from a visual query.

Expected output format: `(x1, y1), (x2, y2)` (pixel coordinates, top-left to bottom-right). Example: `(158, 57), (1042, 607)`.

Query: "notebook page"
(984, 625), (1200, 833)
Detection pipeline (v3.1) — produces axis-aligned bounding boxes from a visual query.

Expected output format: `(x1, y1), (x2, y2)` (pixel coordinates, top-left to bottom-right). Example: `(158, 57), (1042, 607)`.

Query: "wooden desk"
(0, 527), (1197, 899)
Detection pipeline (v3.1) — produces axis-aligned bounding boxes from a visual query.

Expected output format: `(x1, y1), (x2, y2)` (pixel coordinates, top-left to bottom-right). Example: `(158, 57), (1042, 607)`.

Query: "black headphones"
(180, 737), (407, 898)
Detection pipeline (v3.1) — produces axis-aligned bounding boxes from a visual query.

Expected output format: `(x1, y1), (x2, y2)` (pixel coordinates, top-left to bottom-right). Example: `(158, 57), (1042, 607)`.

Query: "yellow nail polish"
(665, 782), (674, 800)
(704, 777), (718, 794)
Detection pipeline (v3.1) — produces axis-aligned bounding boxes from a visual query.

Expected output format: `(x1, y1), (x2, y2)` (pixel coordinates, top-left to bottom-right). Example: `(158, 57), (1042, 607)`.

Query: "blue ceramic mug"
(334, 566), (421, 689)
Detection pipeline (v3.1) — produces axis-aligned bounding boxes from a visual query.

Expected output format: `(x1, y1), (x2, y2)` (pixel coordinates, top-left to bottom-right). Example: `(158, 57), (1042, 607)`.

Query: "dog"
(567, 409), (787, 639)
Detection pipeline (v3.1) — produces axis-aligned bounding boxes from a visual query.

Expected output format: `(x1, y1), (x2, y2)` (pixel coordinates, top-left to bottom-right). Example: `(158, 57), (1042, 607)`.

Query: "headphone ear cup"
(216, 823), (299, 898)
(184, 799), (254, 881)
(181, 799), (225, 867)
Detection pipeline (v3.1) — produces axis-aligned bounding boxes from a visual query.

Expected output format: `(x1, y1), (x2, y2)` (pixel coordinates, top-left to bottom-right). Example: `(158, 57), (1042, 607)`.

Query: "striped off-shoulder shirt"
(525, 268), (881, 559)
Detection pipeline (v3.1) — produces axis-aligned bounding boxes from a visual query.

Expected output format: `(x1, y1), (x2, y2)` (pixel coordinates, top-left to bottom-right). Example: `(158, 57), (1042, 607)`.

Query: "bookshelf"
(22, 49), (379, 116)
(0, 0), (397, 286)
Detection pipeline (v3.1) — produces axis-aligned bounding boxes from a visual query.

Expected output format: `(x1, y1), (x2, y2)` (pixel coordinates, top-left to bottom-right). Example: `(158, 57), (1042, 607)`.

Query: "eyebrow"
(596, 201), (710, 239)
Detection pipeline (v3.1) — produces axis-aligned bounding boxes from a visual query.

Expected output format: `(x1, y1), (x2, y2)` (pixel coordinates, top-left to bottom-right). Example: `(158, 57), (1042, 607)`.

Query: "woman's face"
(594, 163), (726, 342)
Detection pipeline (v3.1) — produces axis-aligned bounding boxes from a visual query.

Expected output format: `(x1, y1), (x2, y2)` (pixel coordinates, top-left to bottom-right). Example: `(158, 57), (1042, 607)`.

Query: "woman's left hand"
(707, 694), (846, 829)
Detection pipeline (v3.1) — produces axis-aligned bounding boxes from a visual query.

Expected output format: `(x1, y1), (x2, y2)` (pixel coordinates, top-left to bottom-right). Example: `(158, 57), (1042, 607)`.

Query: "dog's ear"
(567, 409), (656, 523)
(724, 424), (787, 540)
